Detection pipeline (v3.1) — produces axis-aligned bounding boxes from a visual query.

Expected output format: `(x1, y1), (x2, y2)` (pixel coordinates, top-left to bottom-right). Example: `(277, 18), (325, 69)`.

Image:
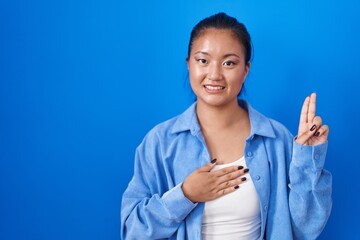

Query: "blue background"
(1, 0), (359, 239)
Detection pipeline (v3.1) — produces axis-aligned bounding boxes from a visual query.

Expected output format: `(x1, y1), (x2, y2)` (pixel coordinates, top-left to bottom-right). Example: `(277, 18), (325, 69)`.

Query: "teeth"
(205, 85), (225, 90)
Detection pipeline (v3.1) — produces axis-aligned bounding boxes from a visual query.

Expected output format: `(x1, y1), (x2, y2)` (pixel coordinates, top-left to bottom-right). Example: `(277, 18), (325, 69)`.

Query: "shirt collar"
(239, 100), (276, 139)
(170, 100), (276, 139)
(170, 102), (200, 136)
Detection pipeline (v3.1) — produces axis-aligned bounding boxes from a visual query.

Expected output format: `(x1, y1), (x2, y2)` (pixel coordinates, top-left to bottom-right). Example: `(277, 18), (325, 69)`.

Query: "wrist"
(181, 182), (197, 203)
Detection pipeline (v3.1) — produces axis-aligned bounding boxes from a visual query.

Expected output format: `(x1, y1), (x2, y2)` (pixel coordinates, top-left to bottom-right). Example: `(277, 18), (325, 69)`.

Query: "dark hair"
(187, 12), (252, 64)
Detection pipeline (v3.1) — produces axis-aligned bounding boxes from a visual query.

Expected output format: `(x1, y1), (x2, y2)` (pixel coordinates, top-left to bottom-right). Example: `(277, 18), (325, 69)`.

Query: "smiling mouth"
(204, 85), (225, 90)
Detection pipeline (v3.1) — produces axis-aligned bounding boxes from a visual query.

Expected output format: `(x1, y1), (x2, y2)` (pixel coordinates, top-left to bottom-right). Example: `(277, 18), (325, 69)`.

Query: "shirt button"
(314, 154), (320, 160)
(255, 175), (261, 180)
(264, 205), (268, 212)
(247, 152), (253, 157)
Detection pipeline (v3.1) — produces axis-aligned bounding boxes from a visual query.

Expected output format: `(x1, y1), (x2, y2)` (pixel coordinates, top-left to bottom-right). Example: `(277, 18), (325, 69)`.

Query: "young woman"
(121, 12), (332, 240)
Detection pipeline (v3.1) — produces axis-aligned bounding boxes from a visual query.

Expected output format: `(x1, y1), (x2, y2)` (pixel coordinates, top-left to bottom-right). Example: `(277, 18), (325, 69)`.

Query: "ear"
(244, 61), (251, 77)
(240, 62), (251, 87)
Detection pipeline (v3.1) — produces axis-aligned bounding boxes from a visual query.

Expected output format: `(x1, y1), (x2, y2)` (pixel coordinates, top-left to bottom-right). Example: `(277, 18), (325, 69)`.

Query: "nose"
(207, 62), (223, 81)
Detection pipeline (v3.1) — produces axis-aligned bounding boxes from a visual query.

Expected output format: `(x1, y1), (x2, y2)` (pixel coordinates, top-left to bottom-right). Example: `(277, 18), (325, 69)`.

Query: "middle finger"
(216, 168), (249, 185)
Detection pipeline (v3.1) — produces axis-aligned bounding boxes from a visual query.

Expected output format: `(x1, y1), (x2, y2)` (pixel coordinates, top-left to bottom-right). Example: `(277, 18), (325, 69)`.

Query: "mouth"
(204, 85), (226, 91)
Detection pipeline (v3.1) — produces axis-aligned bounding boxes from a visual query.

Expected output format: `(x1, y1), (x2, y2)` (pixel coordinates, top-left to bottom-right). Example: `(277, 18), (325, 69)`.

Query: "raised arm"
(288, 93), (332, 239)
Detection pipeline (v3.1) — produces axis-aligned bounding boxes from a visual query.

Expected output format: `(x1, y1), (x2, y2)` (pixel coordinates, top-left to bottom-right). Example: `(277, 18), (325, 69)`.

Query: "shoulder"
(144, 115), (181, 141)
(139, 103), (197, 147)
(242, 100), (293, 141)
(259, 114), (294, 147)
(268, 118), (293, 138)
(245, 103), (295, 162)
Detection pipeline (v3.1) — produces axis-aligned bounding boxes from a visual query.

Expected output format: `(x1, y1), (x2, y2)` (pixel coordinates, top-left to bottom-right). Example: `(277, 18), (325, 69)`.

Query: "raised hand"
(181, 159), (248, 203)
(295, 93), (329, 146)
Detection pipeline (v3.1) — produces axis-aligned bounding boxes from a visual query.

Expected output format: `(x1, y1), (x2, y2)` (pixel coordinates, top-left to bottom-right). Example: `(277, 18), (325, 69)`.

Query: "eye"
(223, 61), (236, 67)
(196, 58), (208, 64)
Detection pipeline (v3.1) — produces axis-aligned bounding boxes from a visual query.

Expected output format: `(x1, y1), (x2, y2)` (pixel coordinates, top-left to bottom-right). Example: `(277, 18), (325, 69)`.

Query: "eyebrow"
(193, 51), (241, 59)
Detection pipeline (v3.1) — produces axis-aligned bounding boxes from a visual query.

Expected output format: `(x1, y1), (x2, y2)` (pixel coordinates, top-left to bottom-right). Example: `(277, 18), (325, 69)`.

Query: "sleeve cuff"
(292, 140), (328, 170)
(161, 183), (197, 221)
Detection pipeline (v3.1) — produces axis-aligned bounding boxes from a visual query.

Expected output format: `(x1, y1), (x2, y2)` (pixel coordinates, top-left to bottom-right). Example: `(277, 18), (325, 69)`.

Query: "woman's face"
(187, 28), (250, 108)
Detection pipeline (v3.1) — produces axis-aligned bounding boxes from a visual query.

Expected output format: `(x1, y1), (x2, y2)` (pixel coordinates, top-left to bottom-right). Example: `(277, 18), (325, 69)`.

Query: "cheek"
(189, 65), (205, 83)
(228, 70), (247, 91)
(188, 66), (197, 89)
(235, 68), (248, 84)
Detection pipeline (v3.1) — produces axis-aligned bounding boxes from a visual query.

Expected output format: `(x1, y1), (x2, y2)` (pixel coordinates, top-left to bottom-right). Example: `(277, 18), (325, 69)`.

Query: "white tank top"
(202, 156), (261, 240)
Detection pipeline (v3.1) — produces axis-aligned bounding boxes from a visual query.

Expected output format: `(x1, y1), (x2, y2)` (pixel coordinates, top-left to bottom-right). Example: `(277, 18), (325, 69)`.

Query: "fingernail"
(241, 177), (247, 181)
(244, 168), (250, 173)
(310, 124), (316, 131)
(211, 158), (217, 164)
(234, 185), (239, 189)
(314, 131), (320, 137)
(238, 166), (244, 170)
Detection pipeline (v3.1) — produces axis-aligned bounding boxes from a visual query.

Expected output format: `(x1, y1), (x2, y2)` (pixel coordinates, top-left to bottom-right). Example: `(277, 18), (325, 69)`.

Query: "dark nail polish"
(238, 166), (244, 170)
(244, 168), (250, 173)
(211, 158), (217, 164)
(314, 131), (320, 137)
(241, 177), (247, 181)
(234, 185), (239, 189)
(310, 124), (316, 131)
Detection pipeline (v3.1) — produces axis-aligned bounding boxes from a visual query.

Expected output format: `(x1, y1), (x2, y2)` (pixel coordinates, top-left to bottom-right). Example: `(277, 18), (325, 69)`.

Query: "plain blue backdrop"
(1, 0), (359, 239)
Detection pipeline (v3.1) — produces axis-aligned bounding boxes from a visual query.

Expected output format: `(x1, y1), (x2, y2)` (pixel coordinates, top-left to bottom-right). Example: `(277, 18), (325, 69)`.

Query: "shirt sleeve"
(288, 140), (332, 239)
(121, 134), (197, 240)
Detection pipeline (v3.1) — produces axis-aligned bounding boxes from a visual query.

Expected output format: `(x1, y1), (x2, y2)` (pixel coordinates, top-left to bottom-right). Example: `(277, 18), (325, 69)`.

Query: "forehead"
(191, 28), (245, 55)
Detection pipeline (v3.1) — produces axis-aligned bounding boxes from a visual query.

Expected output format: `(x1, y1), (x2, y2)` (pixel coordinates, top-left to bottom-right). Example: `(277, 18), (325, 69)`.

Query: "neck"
(196, 100), (248, 130)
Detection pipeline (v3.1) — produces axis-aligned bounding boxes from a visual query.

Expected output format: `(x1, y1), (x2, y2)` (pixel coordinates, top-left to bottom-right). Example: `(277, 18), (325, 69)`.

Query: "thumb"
(198, 158), (217, 172)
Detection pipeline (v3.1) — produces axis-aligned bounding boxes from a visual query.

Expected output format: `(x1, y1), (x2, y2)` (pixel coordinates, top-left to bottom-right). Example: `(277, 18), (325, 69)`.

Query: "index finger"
(299, 96), (310, 125)
(308, 92), (317, 122)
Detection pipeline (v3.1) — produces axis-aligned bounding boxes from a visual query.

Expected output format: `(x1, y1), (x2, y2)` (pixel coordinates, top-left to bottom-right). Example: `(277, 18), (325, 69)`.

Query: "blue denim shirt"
(121, 101), (332, 240)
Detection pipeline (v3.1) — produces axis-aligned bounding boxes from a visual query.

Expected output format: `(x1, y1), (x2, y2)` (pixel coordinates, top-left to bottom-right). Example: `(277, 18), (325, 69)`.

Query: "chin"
(198, 96), (236, 108)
